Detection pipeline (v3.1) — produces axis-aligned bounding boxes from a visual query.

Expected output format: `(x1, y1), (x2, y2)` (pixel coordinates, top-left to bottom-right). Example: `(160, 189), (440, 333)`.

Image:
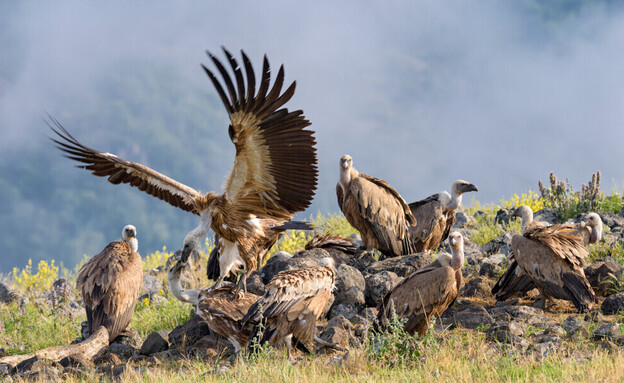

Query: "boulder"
(140, 331), (169, 356)
(365, 253), (432, 278)
(319, 315), (354, 349)
(534, 208), (562, 225)
(0, 283), (19, 304)
(460, 277), (493, 298)
(141, 275), (164, 295)
(495, 209), (512, 226)
(329, 302), (361, 321)
(561, 315), (585, 336)
(364, 271), (400, 307)
(333, 264), (366, 306)
(107, 343), (136, 360)
(168, 316), (211, 349)
(351, 250), (377, 273)
(186, 335), (234, 360)
(585, 258), (624, 297)
(593, 322), (620, 340)
(258, 251), (292, 284)
(485, 323), (525, 345)
(453, 211), (474, 228)
(597, 212), (624, 230)
(245, 272), (266, 296)
(601, 292), (624, 315)
(478, 254), (506, 278)
(451, 306), (494, 330)
(480, 232), (513, 256)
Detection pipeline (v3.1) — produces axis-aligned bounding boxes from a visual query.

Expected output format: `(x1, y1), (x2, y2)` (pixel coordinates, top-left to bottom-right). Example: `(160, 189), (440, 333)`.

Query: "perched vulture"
(168, 260), (259, 353)
(408, 180), (478, 252)
(242, 258), (339, 354)
(336, 154), (417, 258)
(492, 208), (602, 303)
(50, 48), (318, 297)
(77, 225), (143, 342)
(378, 232), (465, 337)
(495, 218), (597, 312)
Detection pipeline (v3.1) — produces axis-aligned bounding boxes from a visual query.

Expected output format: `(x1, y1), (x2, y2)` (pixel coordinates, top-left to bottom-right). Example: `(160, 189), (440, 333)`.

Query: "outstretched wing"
(203, 48), (318, 219)
(49, 117), (202, 214)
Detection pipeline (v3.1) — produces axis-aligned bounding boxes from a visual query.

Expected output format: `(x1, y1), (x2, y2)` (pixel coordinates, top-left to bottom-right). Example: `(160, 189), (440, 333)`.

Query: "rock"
(485, 324), (526, 345)
(329, 302), (361, 321)
(364, 271), (400, 307)
(138, 293), (168, 306)
(528, 341), (556, 358)
(319, 315), (354, 349)
(140, 331), (169, 356)
(597, 212), (624, 230)
(480, 232), (513, 256)
(460, 277), (493, 298)
(293, 247), (351, 267)
(186, 335), (234, 360)
(534, 208), (562, 225)
(0, 363), (12, 376)
(453, 211), (473, 228)
(490, 305), (546, 322)
(351, 250), (377, 273)
(15, 356), (40, 373)
(495, 209), (512, 226)
(259, 251), (292, 284)
(108, 343), (136, 360)
(585, 259), (624, 297)
(585, 311), (605, 323)
(478, 254), (507, 278)
(561, 315), (585, 336)
(168, 316), (211, 349)
(593, 322), (620, 339)
(48, 279), (74, 305)
(333, 264), (366, 306)
(59, 354), (94, 368)
(601, 292), (624, 315)
(93, 352), (122, 366)
(451, 306), (494, 330)
(112, 328), (141, 348)
(142, 275), (164, 295)
(365, 253), (432, 278)
(245, 272), (266, 296)
(0, 283), (18, 304)
(23, 367), (60, 381)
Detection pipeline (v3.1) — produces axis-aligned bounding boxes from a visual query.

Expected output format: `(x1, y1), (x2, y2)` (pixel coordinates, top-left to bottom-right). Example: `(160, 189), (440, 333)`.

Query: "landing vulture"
(242, 258), (339, 354)
(168, 260), (259, 353)
(77, 225), (143, 342)
(336, 154), (417, 258)
(50, 48), (318, 297)
(378, 232), (465, 337)
(408, 180), (478, 252)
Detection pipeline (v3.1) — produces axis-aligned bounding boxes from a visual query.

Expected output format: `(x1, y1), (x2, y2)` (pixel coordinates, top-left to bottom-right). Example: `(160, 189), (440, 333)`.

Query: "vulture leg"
(314, 335), (347, 352)
(234, 271), (248, 299)
(211, 275), (225, 290)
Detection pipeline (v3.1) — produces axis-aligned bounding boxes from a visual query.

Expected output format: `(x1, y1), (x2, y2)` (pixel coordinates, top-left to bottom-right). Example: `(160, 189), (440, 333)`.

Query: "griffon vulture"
(408, 180), (478, 252)
(77, 225), (143, 342)
(336, 154), (417, 258)
(492, 208), (602, 303)
(50, 48), (318, 297)
(378, 232), (465, 337)
(242, 258), (340, 354)
(168, 260), (259, 353)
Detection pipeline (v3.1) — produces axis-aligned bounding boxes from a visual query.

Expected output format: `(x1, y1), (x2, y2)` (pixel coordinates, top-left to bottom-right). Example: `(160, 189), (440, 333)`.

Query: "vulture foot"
(314, 335), (347, 352)
(233, 273), (247, 300)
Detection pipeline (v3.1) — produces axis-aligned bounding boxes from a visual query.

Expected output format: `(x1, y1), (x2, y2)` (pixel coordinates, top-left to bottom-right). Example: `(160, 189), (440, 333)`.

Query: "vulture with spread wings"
(50, 48), (318, 297)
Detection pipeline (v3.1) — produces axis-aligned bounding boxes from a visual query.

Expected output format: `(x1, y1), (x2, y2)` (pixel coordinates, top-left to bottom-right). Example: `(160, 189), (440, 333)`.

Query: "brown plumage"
(50, 48), (318, 297)
(242, 258), (336, 353)
(378, 232), (465, 336)
(336, 155), (417, 258)
(408, 180), (478, 252)
(497, 221), (595, 312)
(167, 260), (259, 353)
(77, 225), (143, 342)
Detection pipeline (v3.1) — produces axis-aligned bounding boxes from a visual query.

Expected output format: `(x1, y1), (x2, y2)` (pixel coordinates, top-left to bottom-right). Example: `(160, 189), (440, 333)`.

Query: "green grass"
(468, 209), (521, 246)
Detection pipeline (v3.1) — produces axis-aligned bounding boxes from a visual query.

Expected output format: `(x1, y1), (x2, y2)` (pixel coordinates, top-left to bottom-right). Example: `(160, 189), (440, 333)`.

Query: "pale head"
(512, 205), (533, 224)
(122, 224), (138, 253)
(447, 231), (465, 270)
(583, 212), (603, 244)
(451, 180), (479, 196)
(181, 214), (212, 263)
(340, 154), (353, 170)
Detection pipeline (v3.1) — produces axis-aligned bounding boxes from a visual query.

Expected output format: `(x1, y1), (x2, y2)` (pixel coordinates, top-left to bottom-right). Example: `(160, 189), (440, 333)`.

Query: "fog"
(1, 1), (623, 272)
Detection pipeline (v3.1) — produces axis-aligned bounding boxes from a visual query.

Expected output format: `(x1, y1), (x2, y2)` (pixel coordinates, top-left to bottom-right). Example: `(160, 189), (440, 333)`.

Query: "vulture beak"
(342, 160), (349, 169)
(511, 208), (521, 218)
(181, 245), (192, 263)
(461, 183), (479, 193)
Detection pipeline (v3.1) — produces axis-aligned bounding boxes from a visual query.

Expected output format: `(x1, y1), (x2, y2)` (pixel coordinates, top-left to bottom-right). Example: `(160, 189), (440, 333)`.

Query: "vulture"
(492, 208), (602, 303)
(241, 258), (339, 354)
(76, 225), (143, 342)
(168, 260), (259, 353)
(336, 154), (417, 258)
(378, 232), (465, 337)
(50, 48), (318, 297)
(408, 180), (478, 252)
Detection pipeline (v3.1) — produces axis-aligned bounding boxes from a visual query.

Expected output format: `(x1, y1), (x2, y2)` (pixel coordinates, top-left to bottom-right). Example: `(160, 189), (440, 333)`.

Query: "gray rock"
(481, 232), (514, 256)
(365, 253), (432, 278)
(534, 208), (562, 225)
(59, 354), (93, 368)
(597, 212), (624, 230)
(619, 207), (624, 218)
(601, 292), (624, 315)
(460, 277), (493, 298)
(364, 271), (400, 307)
(478, 255), (506, 278)
(259, 251), (292, 284)
(329, 302), (361, 321)
(561, 315), (585, 336)
(451, 306), (494, 330)
(0, 283), (18, 304)
(495, 209), (512, 226)
(245, 272), (266, 296)
(112, 328), (141, 348)
(593, 322), (621, 339)
(15, 356), (40, 373)
(485, 324), (525, 345)
(108, 343), (136, 360)
(585, 258), (624, 297)
(333, 264), (365, 306)
(533, 334), (561, 344)
(490, 305), (545, 322)
(22, 367), (60, 382)
(0, 363), (12, 376)
(351, 250), (378, 273)
(168, 315), (211, 349)
(453, 211), (474, 228)
(320, 315), (355, 349)
(186, 334), (234, 360)
(140, 331), (169, 356)
(142, 275), (164, 295)
(528, 341), (556, 358)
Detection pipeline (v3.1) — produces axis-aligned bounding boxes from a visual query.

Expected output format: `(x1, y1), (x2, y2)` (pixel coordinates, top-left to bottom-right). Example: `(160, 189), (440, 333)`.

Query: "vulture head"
(447, 180), (478, 210)
(512, 205), (533, 232)
(340, 154), (353, 170)
(583, 212), (603, 244)
(338, 154), (358, 190)
(122, 224), (139, 253)
(447, 231), (465, 270)
(181, 215), (213, 263)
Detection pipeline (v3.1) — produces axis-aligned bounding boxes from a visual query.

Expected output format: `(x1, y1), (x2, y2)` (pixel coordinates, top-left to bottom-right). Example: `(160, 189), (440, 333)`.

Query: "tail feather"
(491, 261), (535, 301)
(562, 272), (595, 313)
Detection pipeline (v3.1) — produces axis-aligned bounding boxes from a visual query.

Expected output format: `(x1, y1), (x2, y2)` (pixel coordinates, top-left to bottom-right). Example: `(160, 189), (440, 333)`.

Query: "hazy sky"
(1, 1), (624, 270)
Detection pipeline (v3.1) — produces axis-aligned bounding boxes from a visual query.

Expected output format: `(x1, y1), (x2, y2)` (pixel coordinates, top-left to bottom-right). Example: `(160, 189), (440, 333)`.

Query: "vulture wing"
(524, 225), (588, 268)
(204, 48), (318, 220)
(49, 118), (202, 214)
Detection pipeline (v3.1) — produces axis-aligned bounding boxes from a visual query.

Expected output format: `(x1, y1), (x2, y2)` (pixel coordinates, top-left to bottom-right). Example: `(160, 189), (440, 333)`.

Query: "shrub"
(499, 190), (546, 213)
(12, 259), (59, 292)
(538, 171), (602, 219)
(144, 246), (175, 271)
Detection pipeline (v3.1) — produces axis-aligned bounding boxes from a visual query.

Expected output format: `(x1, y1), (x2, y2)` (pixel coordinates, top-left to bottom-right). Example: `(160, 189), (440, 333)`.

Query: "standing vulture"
(50, 48), (318, 298)
(242, 258), (339, 354)
(408, 180), (478, 252)
(378, 232), (465, 337)
(492, 208), (602, 302)
(77, 225), (143, 342)
(497, 220), (596, 312)
(168, 260), (259, 353)
(336, 154), (417, 258)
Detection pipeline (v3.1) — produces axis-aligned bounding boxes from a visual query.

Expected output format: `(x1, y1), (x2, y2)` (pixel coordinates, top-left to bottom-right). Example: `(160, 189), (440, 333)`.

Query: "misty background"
(1, 1), (624, 273)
